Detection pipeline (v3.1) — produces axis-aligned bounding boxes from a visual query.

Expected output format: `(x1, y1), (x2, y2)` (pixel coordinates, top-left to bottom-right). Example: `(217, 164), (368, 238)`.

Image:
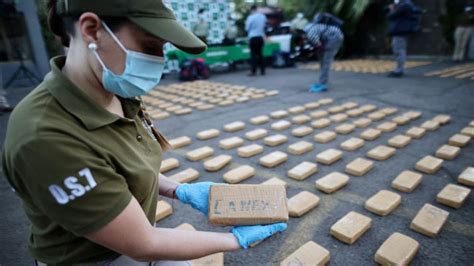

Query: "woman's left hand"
(175, 182), (216, 215)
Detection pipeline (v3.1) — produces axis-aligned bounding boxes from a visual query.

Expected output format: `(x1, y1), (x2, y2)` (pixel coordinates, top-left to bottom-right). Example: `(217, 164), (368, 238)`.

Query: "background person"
(245, 5), (267, 76)
(223, 19), (238, 46)
(290, 12), (309, 32)
(1, 0), (287, 265)
(452, 6), (474, 62)
(193, 9), (209, 45)
(386, 0), (421, 77)
(304, 13), (344, 92)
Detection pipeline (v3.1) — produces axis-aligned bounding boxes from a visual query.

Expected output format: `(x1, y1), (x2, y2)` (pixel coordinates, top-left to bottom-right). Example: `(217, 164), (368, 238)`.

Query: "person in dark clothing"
(453, 6), (474, 61)
(245, 5), (267, 76)
(386, 0), (420, 78)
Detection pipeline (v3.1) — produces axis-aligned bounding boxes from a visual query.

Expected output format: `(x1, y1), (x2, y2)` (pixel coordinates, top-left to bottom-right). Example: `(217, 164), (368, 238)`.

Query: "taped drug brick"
(315, 172), (349, 194)
(272, 120), (292, 131)
(204, 155), (232, 172)
(448, 134), (471, 147)
(169, 168), (200, 183)
(405, 127), (426, 139)
(415, 156), (443, 174)
(292, 126), (313, 137)
(197, 129), (220, 140)
(316, 149), (343, 165)
(261, 177), (288, 188)
(436, 184), (471, 209)
(208, 185), (289, 226)
(458, 167), (474, 187)
(374, 233), (419, 265)
(335, 123), (356, 134)
(259, 151), (288, 168)
(288, 141), (314, 155)
(280, 241), (330, 266)
(388, 135), (412, 148)
(288, 162), (318, 181)
(288, 191), (320, 217)
(367, 145), (396, 161)
(330, 211), (371, 244)
(224, 121), (245, 132)
(360, 128), (382, 141)
(223, 165), (255, 184)
(169, 136), (192, 149)
(364, 190), (401, 216)
(314, 131), (337, 143)
(311, 118), (331, 129)
(160, 158), (180, 173)
(219, 137), (245, 150)
(155, 200), (173, 222)
(340, 138), (365, 151)
(435, 144), (461, 160)
(245, 128), (268, 141)
(346, 158), (374, 176)
(410, 203), (449, 238)
(250, 115), (270, 125)
(392, 171), (423, 193)
(237, 144), (264, 158)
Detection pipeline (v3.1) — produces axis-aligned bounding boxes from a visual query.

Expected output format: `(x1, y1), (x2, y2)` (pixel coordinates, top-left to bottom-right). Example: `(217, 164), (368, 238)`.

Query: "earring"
(88, 43), (97, 50)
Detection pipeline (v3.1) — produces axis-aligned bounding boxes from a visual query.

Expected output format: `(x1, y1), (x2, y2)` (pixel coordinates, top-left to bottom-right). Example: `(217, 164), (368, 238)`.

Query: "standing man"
(193, 9), (209, 45)
(304, 13), (344, 92)
(291, 12), (309, 31)
(245, 5), (267, 76)
(223, 19), (238, 46)
(452, 6), (474, 62)
(387, 0), (421, 77)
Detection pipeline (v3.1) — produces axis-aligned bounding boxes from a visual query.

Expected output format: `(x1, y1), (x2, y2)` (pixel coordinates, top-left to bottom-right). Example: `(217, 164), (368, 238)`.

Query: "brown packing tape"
(209, 185), (289, 226)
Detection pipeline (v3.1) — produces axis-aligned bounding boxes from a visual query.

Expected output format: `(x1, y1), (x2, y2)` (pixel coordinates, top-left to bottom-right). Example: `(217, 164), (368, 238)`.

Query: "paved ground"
(1, 60), (474, 265)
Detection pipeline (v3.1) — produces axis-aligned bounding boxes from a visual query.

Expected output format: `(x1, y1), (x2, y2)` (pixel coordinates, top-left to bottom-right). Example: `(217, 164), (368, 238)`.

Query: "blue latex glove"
(231, 223), (288, 249)
(175, 182), (215, 215)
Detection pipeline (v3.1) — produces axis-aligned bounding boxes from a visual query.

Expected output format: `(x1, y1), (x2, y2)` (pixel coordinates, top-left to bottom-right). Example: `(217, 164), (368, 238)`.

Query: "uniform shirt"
(1, 56), (163, 264)
(245, 12), (267, 38)
(291, 17), (309, 31)
(193, 18), (209, 38)
(304, 22), (344, 46)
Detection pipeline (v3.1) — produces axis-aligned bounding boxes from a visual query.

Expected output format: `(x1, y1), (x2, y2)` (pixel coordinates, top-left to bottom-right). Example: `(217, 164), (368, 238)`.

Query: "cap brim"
(129, 17), (207, 55)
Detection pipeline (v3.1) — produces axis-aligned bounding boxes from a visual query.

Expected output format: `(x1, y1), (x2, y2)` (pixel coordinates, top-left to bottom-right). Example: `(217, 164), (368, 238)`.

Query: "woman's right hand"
(231, 223), (287, 249)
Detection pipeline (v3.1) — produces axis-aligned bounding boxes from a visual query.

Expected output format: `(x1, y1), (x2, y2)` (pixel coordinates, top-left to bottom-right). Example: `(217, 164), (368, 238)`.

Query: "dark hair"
(46, 0), (128, 47)
(250, 5), (258, 11)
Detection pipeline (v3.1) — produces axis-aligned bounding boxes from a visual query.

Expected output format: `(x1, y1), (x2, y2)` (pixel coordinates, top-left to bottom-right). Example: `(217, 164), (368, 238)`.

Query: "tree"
(279, 0), (373, 34)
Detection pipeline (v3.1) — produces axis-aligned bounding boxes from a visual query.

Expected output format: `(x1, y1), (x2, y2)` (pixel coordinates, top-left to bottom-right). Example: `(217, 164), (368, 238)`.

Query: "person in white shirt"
(245, 5), (267, 76)
(291, 13), (309, 31)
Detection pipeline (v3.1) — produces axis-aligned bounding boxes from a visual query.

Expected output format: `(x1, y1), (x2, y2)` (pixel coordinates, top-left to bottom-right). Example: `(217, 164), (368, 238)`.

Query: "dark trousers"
(249, 36), (265, 75)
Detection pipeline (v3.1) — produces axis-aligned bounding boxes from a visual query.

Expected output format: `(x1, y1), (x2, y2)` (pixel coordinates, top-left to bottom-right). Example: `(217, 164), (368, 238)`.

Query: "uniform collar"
(46, 56), (142, 130)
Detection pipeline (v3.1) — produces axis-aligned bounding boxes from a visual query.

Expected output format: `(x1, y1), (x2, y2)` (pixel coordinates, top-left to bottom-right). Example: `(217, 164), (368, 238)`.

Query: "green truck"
(166, 42), (280, 67)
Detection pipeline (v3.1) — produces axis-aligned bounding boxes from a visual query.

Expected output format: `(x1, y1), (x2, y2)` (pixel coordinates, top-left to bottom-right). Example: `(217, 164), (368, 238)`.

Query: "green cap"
(55, 0), (207, 54)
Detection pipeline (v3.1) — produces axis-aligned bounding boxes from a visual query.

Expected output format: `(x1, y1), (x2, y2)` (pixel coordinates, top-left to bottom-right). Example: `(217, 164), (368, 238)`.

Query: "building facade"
(1, 0), (49, 88)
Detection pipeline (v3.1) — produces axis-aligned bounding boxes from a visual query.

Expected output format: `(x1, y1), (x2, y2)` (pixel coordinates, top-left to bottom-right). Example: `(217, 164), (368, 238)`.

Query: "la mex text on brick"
(213, 200), (271, 214)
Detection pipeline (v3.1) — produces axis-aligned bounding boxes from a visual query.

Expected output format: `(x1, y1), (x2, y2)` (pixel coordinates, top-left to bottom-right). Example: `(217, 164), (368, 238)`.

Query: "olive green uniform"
(2, 56), (163, 264)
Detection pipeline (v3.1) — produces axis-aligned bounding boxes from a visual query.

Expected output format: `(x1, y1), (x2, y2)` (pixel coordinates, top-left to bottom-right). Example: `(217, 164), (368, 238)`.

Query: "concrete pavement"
(1, 61), (473, 265)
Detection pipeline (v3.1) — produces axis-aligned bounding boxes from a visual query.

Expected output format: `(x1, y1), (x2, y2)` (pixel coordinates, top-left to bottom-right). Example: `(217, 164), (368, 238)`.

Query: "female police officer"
(2, 0), (286, 264)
